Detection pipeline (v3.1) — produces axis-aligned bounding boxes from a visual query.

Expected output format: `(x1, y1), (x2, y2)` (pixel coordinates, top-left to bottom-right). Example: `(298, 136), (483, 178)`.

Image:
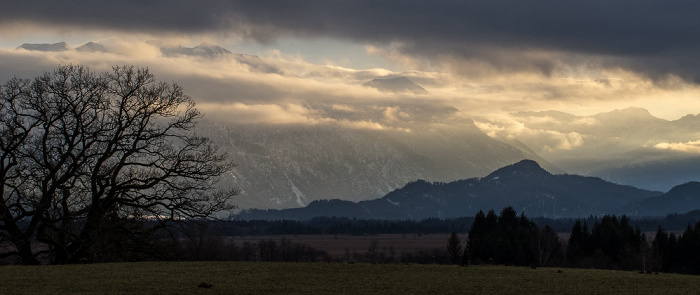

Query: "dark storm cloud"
(4, 0), (700, 81)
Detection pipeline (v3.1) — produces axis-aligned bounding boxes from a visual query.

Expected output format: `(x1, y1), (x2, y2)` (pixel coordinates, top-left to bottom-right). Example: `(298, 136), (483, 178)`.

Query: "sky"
(1, 0), (700, 165)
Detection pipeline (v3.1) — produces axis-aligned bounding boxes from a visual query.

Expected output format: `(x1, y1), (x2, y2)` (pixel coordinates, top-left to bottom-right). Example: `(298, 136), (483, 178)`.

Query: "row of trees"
(0, 66), (237, 265)
(650, 223), (700, 274)
(566, 216), (647, 270)
(465, 207), (562, 267)
(462, 208), (647, 270)
(457, 207), (700, 274)
(224, 217), (472, 236)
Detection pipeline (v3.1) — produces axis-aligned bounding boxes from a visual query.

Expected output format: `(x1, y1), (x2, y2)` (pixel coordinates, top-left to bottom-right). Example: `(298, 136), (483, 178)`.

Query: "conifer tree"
(446, 231), (462, 265)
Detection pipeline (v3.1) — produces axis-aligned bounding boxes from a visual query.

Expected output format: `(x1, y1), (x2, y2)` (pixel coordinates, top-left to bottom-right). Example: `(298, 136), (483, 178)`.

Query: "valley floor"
(1, 261), (698, 294)
(232, 233), (454, 257)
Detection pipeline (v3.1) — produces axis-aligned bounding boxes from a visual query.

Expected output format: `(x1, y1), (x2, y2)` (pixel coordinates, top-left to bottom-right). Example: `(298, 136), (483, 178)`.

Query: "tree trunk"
(15, 239), (40, 265)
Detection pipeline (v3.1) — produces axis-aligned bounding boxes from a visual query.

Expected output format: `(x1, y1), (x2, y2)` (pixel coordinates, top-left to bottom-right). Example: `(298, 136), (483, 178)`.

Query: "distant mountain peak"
(666, 181), (700, 196)
(627, 181), (700, 216)
(237, 158), (663, 220)
(485, 159), (551, 180)
(193, 42), (232, 55)
(76, 42), (108, 53)
(18, 42), (72, 52)
(152, 41), (232, 58)
(594, 107), (659, 121)
(196, 41), (216, 47)
(363, 76), (429, 94)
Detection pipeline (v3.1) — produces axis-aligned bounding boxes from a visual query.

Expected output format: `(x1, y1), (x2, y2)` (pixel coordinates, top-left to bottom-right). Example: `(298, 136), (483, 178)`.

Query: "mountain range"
(14, 41), (700, 213)
(19, 42), (73, 52)
(237, 160), (700, 220)
(199, 122), (557, 209)
(17, 41), (552, 211)
(17, 41), (284, 75)
(503, 107), (700, 192)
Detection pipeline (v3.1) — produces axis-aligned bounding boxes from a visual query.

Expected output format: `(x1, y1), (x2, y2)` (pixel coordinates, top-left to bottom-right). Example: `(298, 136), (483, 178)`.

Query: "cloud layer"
(3, 1), (700, 180)
(3, 1), (700, 83)
(0, 41), (467, 135)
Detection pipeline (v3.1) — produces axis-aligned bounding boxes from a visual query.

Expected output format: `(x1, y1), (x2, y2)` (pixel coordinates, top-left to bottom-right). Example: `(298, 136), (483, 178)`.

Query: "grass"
(1, 262), (699, 294)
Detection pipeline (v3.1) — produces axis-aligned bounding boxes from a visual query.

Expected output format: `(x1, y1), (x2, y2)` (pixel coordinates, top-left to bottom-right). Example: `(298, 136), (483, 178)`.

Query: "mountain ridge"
(18, 42), (72, 52)
(505, 107), (700, 192)
(627, 181), (700, 216)
(201, 122), (556, 210)
(237, 159), (672, 220)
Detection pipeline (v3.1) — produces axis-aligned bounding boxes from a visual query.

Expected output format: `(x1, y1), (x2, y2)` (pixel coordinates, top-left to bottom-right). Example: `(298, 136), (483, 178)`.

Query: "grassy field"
(232, 233), (456, 256)
(2, 262), (699, 294)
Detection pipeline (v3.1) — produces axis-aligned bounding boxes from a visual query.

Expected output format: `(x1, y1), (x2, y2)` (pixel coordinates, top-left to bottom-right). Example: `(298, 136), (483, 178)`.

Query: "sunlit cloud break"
(655, 140), (700, 154)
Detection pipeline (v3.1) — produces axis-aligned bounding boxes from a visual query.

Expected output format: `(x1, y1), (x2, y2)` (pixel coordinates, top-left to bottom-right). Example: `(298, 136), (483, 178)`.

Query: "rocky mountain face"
(199, 122), (557, 210)
(238, 160), (667, 220)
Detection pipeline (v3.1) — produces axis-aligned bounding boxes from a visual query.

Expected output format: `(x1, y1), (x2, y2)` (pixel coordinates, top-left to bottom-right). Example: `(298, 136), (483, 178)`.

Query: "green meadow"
(1, 262), (699, 294)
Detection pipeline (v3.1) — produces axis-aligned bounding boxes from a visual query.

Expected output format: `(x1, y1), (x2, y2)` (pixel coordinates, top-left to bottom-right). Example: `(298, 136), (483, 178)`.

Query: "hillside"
(238, 160), (663, 220)
(625, 181), (700, 216)
(201, 122), (559, 210)
(505, 107), (700, 192)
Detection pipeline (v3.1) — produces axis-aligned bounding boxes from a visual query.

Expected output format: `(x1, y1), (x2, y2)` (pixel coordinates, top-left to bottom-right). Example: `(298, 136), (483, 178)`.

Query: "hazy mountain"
(363, 77), (429, 94)
(624, 181), (700, 217)
(76, 42), (108, 53)
(23, 40), (283, 75)
(18, 42), (72, 52)
(237, 160), (663, 220)
(231, 53), (284, 74)
(191, 42), (232, 57)
(504, 107), (700, 191)
(19, 41), (107, 53)
(144, 41), (282, 74)
(151, 42), (233, 58)
(198, 122), (559, 210)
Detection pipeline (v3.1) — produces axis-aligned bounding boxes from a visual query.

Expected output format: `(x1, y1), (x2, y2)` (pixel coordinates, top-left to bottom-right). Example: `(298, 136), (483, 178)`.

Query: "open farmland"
(1, 262), (699, 294)
(231, 234), (456, 257)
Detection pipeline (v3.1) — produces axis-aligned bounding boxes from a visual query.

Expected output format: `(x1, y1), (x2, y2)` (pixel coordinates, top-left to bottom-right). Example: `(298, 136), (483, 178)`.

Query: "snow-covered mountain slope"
(198, 121), (559, 210)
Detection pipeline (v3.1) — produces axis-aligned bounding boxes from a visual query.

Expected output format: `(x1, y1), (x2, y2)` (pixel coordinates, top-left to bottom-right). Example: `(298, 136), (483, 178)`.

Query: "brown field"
(4, 261), (700, 294)
(230, 233), (462, 256)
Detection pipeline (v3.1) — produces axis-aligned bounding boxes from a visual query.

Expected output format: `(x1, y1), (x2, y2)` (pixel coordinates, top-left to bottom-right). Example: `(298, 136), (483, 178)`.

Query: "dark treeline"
(565, 216), (700, 274)
(467, 207), (544, 267)
(566, 216), (646, 270)
(531, 211), (700, 233)
(461, 208), (700, 275)
(652, 224), (700, 274)
(222, 217), (472, 236)
(222, 211), (700, 236)
(0, 220), (329, 265)
(4, 210), (700, 269)
(175, 228), (328, 263)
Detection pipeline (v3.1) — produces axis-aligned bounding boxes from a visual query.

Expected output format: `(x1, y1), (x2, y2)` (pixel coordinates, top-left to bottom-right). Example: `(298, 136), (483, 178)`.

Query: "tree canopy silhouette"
(467, 207), (538, 266)
(0, 65), (237, 264)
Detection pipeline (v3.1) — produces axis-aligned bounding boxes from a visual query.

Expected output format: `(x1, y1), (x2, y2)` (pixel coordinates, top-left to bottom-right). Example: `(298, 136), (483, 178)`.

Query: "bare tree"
(536, 225), (562, 267)
(0, 65), (237, 264)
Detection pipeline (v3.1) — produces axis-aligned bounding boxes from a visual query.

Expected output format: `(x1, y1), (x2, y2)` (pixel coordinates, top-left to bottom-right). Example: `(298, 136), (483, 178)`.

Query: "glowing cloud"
(654, 140), (700, 154)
